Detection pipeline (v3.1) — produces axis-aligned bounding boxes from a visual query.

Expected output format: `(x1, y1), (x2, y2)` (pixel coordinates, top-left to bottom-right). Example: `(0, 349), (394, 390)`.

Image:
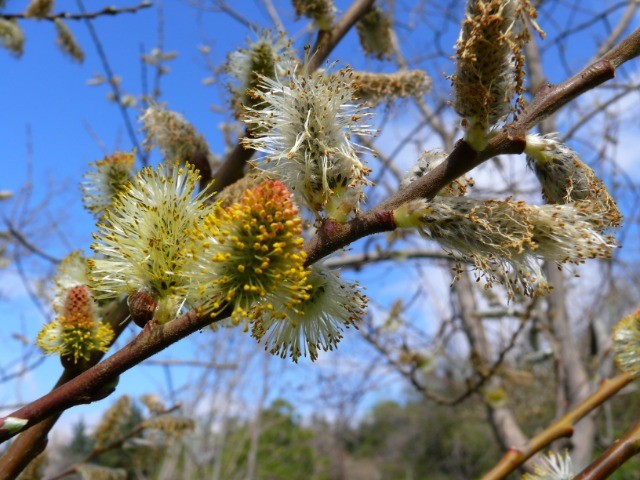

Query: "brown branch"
(308, 29), (640, 264)
(480, 373), (635, 480)
(517, 59), (615, 132)
(209, 139), (253, 194)
(574, 420), (640, 480)
(601, 22), (640, 68)
(0, 2), (152, 21)
(0, 305), (230, 444)
(306, 0), (375, 72)
(0, 21), (639, 466)
(0, 300), (131, 480)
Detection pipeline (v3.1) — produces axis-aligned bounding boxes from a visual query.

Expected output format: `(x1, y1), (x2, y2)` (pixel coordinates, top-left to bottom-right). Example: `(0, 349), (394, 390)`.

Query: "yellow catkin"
(191, 181), (310, 324)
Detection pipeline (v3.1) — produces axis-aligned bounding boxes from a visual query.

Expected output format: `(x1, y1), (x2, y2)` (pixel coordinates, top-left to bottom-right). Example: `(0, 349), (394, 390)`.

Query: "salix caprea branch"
(1, 23), (638, 447)
(2, 2), (640, 479)
(0, 2), (152, 22)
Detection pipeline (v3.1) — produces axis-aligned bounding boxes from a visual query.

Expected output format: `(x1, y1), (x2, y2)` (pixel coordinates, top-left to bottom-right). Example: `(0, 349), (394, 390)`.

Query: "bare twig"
(562, 87), (637, 141)
(75, 0), (148, 166)
(4, 219), (60, 264)
(262, 0), (284, 33)
(575, 420), (640, 480)
(143, 359), (236, 369)
(0, 2), (152, 21)
(594, 0), (640, 60)
(481, 373), (636, 480)
(307, 0), (375, 72)
(208, 0), (257, 29)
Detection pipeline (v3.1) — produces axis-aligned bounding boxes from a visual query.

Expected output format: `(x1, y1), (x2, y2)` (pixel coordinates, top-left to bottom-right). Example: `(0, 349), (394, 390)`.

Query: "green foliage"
(67, 419), (94, 459)
(352, 399), (501, 479)
(221, 399), (325, 480)
(95, 402), (144, 471)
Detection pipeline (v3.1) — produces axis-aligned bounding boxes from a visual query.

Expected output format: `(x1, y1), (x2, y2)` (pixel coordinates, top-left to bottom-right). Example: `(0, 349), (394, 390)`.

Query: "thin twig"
(75, 0), (148, 166)
(0, 2), (152, 21)
(209, 0), (256, 29)
(481, 373), (635, 480)
(323, 248), (452, 269)
(143, 359), (236, 368)
(562, 87), (637, 141)
(262, 0), (284, 33)
(594, 0), (640, 60)
(4, 219), (61, 264)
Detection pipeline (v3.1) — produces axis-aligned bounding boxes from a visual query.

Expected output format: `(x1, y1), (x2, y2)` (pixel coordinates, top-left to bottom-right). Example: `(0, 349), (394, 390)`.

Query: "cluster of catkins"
(37, 155), (367, 363)
(38, 29), (383, 363)
(396, 136), (620, 299)
(394, 0), (620, 299)
(35, 1), (623, 366)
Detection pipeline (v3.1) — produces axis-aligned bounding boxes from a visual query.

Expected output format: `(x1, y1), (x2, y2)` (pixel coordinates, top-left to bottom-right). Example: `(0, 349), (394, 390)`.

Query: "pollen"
(189, 181), (310, 324)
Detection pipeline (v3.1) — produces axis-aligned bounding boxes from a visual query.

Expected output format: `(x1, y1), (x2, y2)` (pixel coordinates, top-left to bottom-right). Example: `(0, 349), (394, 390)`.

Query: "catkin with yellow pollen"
(612, 309), (640, 378)
(82, 151), (135, 220)
(252, 264), (367, 362)
(292, 0), (335, 30)
(141, 106), (216, 170)
(0, 19), (25, 57)
(36, 252), (114, 363)
(243, 64), (374, 222)
(89, 162), (215, 324)
(190, 180), (310, 324)
(348, 70), (431, 106)
(226, 31), (294, 118)
(356, 4), (393, 60)
(54, 19), (84, 63)
(401, 150), (474, 197)
(522, 451), (574, 480)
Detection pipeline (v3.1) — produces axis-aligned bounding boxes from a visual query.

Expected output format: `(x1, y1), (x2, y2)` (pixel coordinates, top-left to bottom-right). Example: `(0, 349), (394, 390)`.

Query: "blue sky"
(1, 0), (639, 435)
